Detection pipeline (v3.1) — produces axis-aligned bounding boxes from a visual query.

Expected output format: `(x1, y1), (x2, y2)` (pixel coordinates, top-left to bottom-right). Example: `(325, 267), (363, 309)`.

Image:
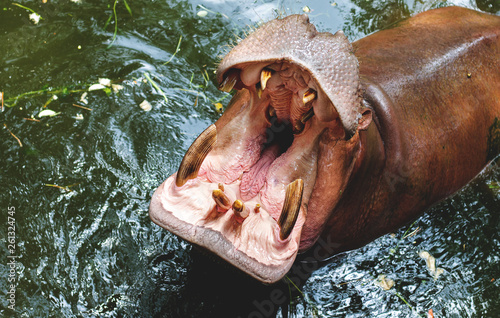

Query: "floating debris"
(88, 84), (107, 91)
(214, 102), (223, 113)
(99, 78), (112, 87)
(38, 109), (61, 118)
(428, 308), (435, 318)
(139, 100), (152, 111)
(419, 251), (444, 279)
(197, 10), (208, 17)
(73, 114), (84, 120)
(72, 104), (92, 111)
(4, 124), (23, 147)
(111, 84), (124, 93)
(375, 274), (394, 290)
(302, 6), (311, 13)
(29, 13), (41, 24)
(80, 92), (88, 104)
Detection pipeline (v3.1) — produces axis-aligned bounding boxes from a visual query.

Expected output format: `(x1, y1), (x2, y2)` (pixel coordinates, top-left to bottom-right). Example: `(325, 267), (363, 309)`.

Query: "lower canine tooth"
(232, 200), (249, 219)
(213, 189), (231, 211)
(278, 179), (304, 240)
(175, 124), (217, 187)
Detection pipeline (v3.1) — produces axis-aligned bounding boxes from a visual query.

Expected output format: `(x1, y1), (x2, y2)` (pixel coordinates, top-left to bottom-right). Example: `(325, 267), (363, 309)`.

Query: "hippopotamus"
(149, 6), (500, 284)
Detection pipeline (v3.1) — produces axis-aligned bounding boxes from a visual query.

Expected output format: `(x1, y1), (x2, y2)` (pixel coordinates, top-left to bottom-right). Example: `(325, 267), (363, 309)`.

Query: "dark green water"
(0, 0), (499, 317)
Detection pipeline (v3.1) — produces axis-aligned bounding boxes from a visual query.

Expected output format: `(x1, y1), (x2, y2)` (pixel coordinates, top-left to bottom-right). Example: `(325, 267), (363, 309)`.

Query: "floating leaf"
(488, 182), (499, 189)
(123, 0), (132, 16)
(38, 109), (60, 118)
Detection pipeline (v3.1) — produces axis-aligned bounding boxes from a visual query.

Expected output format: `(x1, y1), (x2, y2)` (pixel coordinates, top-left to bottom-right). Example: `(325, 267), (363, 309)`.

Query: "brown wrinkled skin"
(308, 6), (500, 257)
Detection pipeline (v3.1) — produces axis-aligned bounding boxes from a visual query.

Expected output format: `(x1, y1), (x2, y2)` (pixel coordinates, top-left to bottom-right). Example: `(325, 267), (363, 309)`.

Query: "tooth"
(256, 82), (263, 98)
(278, 179), (304, 240)
(303, 88), (317, 106)
(254, 204), (261, 213)
(232, 199), (249, 219)
(219, 71), (238, 92)
(260, 69), (273, 90)
(300, 107), (315, 124)
(218, 183), (225, 191)
(268, 106), (276, 118)
(213, 189), (231, 211)
(175, 124), (217, 187)
(293, 121), (304, 134)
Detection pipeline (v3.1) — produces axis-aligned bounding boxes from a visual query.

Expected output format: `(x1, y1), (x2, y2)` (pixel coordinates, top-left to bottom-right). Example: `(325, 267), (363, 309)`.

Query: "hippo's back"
(354, 6), (500, 205)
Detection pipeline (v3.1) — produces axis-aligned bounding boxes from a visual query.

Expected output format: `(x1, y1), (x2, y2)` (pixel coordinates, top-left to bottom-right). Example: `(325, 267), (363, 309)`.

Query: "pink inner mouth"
(150, 60), (345, 283)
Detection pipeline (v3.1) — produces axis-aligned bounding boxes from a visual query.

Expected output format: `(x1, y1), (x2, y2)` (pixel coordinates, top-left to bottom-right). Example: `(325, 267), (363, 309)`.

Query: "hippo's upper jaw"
(149, 14), (372, 284)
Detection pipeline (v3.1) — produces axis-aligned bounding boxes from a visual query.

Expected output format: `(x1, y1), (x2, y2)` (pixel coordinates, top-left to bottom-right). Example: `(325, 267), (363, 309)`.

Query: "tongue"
(240, 145), (280, 200)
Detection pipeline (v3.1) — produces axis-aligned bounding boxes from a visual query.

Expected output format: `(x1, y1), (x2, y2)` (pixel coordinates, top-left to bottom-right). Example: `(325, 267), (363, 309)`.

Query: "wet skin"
(149, 7), (500, 283)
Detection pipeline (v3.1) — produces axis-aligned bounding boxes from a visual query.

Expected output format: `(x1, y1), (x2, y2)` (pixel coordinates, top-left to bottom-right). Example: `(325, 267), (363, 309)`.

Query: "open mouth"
(149, 14), (364, 284)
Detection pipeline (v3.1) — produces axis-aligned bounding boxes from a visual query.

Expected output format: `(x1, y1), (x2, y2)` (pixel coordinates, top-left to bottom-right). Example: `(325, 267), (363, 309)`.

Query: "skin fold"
(149, 6), (500, 283)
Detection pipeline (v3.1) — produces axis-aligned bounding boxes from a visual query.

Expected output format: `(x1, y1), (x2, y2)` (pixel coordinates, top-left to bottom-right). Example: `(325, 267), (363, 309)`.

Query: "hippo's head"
(149, 14), (374, 284)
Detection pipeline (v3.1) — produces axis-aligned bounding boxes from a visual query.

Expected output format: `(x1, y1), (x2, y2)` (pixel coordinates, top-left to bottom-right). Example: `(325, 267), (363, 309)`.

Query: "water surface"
(0, 0), (499, 317)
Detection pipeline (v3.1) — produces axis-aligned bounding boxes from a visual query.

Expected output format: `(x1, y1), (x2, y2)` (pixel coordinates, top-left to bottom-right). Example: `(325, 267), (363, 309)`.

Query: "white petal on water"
(80, 92), (88, 104)
(140, 100), (152, 111)
(38, 109), (60, 118)
(99, 78), (112, 87)
(29, 13), (41, 24)
(197, 10), (208, 17)
(111, 84), (124, 93)
(88, 84), (106, 91)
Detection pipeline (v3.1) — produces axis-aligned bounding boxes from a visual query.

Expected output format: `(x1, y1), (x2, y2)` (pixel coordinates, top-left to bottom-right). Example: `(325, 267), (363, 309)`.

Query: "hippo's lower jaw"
(149, 49), (367, 283)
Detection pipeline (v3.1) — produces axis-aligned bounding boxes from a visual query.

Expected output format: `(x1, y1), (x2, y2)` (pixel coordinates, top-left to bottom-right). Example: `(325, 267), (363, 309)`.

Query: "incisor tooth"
(278, 179), (304, 240)
(232, 200), (249, 219)
(254, 204), (261, 213)
(213, 189), (231, 211)
(260, 69), (272, 90)
(175, 124), (217, 187)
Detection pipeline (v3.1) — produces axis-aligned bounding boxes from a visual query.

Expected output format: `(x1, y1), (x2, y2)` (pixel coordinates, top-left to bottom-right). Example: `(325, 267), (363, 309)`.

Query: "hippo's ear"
(357, 108), (373, 131)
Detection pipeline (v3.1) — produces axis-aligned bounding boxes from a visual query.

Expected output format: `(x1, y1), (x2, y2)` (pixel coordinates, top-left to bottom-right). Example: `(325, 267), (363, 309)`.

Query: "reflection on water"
(0, 0), (498, 317)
